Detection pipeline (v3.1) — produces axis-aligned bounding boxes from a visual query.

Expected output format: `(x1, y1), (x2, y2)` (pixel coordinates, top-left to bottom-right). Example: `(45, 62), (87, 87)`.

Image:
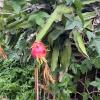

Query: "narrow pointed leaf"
(73, 30), (89, 58)
(60, 40), (72, 69)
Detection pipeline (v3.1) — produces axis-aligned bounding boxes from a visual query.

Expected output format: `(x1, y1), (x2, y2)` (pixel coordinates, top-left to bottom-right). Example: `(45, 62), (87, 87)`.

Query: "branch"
(79, 80), (94, 100)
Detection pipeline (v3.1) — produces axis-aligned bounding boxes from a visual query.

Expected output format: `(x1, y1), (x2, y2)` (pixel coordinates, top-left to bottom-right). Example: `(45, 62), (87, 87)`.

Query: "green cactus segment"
(36, 5), (73, 41)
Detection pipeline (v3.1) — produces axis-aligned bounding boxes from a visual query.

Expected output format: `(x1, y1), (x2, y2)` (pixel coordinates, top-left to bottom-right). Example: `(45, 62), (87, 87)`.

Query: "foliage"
(0, 0), (100, 100)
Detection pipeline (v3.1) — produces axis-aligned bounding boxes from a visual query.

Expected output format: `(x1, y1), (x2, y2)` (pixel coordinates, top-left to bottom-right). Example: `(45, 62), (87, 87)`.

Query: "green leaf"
(87, 32), (100, 56)
(74, 0), (83, 10)
(70, 63), (80, 74)
(7, 18), (25, 29)
(17, 21), (32, 28)
(79, 59), (92, 74)
(35, 12), (49, 27)
(60, 40), (72, 69)
(84, 20), (93, 31)
(82, 92), (89, 100)
(82, 0), (98, 5)
(0, 16), (5, 30)
(66, 0), (74, 5)
(73, 30), (89, 58)
(90, 78), (100, 90)
(51, 40), (60, 72)
(15, 32), (27, 49)
(93, 38), (100, 56)
(36, 5), (73, 41)
(0, 32), (4, 45)
(35, 17), (45, 27)
(58, 73), (73, 87)
(82, 11), (96, 21)
(12, 1), (21, 13)
(93, 96), (100, 100)
(86, 31), (95, 42)
(48, 26), (64, 45)
(93, 57), (100, 69)
(28, 11), (49, 27)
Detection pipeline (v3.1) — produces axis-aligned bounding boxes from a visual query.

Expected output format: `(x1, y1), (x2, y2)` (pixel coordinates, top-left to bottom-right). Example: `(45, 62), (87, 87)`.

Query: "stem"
(35, 66), (39, 100)
(79, 80), (94, 100)
(36, 5), (73, 41)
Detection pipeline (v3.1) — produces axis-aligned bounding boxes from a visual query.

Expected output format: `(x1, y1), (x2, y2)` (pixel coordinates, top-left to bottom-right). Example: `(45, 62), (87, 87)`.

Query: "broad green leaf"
(12, 1), (21, 13)
(73, 30), (89, 58)
(86, 31), (95, 42)
(90, 78), (100, 90)
(93, 39), (100, 56)
(7, 18), (25, 29)
(3, 1), (13, 13)
(0, 16), (5, 30)
(15, 32), (27, 49)
(58, 93), (70, 100)
(35, 17), (45, 27)
(74, 11), (96, 22)
(51, 41), (60, 71)
(35, 12), (49, 27)
(66, 0), (74, 5)
(0, 33), (4, 45)
(58, 73), (73, 86)
(60, 40), (72, 69)
(48, 26), (64, 45)
(65, 17), (83, 30)
(84, 20), (93, 31)
(81, 11), (96, 21)
(82, 92), (89, 100)
(28, 11), (49, 26)
(36, 5), (73, 41)
(93, 57), (100, 69)
(87, 32), (100, 56)
(93, 96), (100, 100)
(74, 0), (83, 10)
(17, 21), (32, 29)
(79, 59), (92, 74)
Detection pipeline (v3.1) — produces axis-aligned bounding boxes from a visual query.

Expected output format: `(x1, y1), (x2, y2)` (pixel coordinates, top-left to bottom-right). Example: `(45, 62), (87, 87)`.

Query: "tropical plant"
(0, 0), (100, 100)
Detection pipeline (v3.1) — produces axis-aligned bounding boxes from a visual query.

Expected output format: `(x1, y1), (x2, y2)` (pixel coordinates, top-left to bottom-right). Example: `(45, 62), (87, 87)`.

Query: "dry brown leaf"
(43, 63), (55, 85)
(0, 46), (7, 60)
